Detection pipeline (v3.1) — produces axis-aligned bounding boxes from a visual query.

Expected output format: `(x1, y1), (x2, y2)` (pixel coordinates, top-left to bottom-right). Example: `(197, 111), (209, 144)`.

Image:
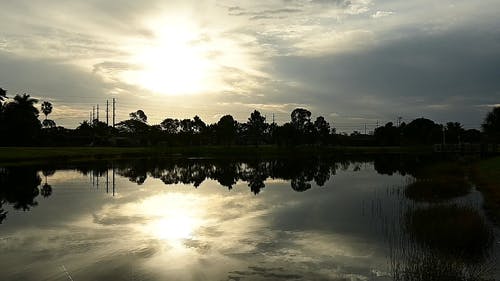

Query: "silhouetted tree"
(129, 109), (147, 123)
(42, 119), (56, 128)
(247, 110), (267, 146)
(116, 119), (149, 135)
(462, 129), (481, 143)
(41, 101), (56, 129)
(160, 118), (179, 134)
(482, 107), (500, 139)
(0, 87), (6, 111)
(192, 115), (206, 133)
(402, 118), (441, 145)
(445, 122), (464, 144)
(2, 93), (41, 145)
(291, 108), (312, 132)
(180, 118), (194, 133)
(314, 116), (330, 144)
(0, 87), (6, 101)
(41, 101), (52, 120)
(216, 115), (237, 145)
(374, 122), (401, 146)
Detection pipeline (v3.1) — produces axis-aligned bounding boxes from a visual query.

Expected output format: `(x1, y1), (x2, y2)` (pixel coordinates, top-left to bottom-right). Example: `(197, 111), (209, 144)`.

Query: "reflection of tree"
(0, 167), (41, 211)
(212, 161), (239, 190)
(40, 183), (52, 198)
(109, 157), (345, 193)
(0, 200), (7, 224)
(404, 162), (471, 203)
(96, 155), (433, 194)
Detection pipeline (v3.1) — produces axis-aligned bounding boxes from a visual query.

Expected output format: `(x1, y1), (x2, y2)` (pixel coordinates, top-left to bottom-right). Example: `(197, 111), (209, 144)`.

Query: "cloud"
(372, 10), (394, 18)
(1, 0), (499, 129)
(270, 21), (500, 127)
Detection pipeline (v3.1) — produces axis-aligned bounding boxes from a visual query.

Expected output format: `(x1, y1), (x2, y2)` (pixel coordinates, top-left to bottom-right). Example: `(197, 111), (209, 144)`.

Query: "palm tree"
(41, 101), (53, 120)
(2, 93), (41, 145)
(0, 87), (6, 102)
(12, 93), (39, 115)
(0, 87), (6, 112)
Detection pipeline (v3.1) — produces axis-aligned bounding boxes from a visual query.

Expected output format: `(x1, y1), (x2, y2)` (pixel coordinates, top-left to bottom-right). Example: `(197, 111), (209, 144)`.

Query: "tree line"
(1, 87), (499, 146)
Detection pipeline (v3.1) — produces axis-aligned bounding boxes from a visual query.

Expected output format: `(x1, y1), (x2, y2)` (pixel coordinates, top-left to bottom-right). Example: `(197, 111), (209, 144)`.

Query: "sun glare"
(139, 193), (204, 244)
(124, 21), (217, 96)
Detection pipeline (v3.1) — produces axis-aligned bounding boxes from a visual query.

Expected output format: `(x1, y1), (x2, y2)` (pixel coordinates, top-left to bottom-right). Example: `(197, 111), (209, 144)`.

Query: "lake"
(1, 156), (499, 281)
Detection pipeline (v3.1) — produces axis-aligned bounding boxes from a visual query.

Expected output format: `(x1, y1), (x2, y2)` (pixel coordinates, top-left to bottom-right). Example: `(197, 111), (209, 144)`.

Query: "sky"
(0, 0), (499, 131)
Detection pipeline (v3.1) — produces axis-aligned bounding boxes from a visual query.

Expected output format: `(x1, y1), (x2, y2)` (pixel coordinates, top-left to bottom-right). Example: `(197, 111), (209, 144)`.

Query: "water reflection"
(384, 203), (495, 281)
(0, 155), (498, 280)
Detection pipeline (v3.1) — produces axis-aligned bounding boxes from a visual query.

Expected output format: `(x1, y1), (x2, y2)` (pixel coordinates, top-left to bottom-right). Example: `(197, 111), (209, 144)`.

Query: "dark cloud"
(271, 23), (500, 127)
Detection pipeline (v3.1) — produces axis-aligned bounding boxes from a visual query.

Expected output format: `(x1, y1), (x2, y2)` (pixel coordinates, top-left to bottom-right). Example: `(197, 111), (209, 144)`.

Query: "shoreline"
(0, 145), (430, 165)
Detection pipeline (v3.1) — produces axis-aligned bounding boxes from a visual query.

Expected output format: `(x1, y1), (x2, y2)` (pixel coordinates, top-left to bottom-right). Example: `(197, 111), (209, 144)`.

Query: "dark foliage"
(0, 86), (494, 147)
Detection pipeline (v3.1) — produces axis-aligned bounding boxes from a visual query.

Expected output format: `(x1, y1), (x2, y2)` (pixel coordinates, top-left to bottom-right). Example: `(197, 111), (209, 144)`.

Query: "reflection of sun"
(139, 193), (204, 244)
(124, 20), (217, 96)
(153, 214), (198, 240)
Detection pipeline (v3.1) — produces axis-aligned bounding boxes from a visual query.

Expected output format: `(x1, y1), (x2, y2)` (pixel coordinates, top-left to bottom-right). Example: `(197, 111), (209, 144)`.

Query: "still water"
(0, 156), (499, 281)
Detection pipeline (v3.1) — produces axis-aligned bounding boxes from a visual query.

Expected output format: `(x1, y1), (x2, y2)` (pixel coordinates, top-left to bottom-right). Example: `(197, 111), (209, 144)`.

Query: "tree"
(41, 101), (52, 120)
(1, 94), (41, 145)
(374, 122), (401, 146)
(0, 87), (6, 111)
(160, 118), (179, 134)
(217, 115), (237, 145)
(247, 110), (267, 146)
(129, 110), (147, 123)
(482, 107), (500, 138)
(192, 115), (206, 133)
(445, 122), (464, 144)
(42, 119), (56, 128)
(0, 87), (6, 102)
(179, 118), (194, 133)
(314, 116), (330, 144)
(402, 118), (442, 145)
(291, 108), (312, 132)
(40, 101), (56, 129)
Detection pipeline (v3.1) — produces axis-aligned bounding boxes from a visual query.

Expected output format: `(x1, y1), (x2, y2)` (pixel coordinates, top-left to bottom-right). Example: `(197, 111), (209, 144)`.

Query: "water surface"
(0, 156), (498, 281)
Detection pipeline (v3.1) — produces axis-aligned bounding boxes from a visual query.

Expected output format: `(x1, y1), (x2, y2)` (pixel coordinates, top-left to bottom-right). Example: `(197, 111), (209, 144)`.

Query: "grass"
(473, 156), (500, 223)
(0, 145), (429, 165)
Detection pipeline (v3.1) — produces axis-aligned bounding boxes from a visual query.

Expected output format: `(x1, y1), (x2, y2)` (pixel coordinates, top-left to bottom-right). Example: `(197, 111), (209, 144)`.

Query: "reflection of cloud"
(0, 166), (409, 280)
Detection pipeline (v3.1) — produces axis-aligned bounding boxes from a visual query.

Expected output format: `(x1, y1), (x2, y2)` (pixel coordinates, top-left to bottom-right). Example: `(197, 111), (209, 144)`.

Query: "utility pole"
(272, 113), (275, 124)
(96, 104), (99, 122)
(106, 169), (109, 194)
(92, 106), (95, 122)
(89, 111), (92, 124)
(442, 125), (446, 145)
(106, 100), (109, 126)
(112, 165), (115, 196)
(112, 98), (116, 127)
(364, 124), (367, 135)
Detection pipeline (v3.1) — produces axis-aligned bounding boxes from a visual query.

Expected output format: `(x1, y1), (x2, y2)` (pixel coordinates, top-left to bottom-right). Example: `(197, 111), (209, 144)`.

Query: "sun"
(124, 20), (217, 96)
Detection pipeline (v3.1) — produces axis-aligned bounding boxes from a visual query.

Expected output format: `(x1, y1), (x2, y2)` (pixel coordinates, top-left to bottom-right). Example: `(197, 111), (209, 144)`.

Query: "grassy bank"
(474, 156), (500, 223)
(0, 145), (430, 165)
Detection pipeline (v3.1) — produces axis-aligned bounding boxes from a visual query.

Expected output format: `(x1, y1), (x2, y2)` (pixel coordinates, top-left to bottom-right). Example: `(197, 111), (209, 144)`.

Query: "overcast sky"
(1, 0), (499, 131)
